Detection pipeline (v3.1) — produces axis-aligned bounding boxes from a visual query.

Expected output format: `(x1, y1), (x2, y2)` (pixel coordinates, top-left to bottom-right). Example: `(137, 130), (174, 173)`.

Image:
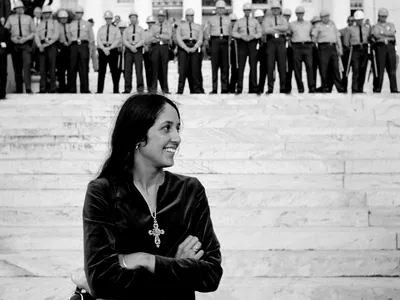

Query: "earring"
(135, 144), (139, 150)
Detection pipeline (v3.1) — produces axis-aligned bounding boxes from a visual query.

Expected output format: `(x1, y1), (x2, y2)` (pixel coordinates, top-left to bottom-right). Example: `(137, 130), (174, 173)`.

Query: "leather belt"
(318, 42), (336, 46)
(71, 40), (89, 45)
(291, 41), (313, 45)
(210, 35), (229, 40)
(352, 44), (368, 49)
(266, 34), (286, 40)
(375, 40), (395, 46)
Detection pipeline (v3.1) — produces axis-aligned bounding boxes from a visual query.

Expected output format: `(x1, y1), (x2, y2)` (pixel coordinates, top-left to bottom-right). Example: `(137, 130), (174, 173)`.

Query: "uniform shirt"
(5, 13), (35, 40)
(143, 29), (153, 52)
(150, 21), (172, 43)
(232, 16), (262, 40)
(69, 19), (94, 43)
(123, 24), (145, 48)
(58, 22), (71, 44)
(372, 21), (396, 42)
(289, 20), (312, 42)
(176, 21), (203, 49)
(33, 16), (41, 27)
(35, 18), (59, 45)
(312, 21), (340, 44)
(97, 24), (121, 49)
(262, 15), (289, 35)
(206, 14), (231, 37)
(343, 24), (371, 47)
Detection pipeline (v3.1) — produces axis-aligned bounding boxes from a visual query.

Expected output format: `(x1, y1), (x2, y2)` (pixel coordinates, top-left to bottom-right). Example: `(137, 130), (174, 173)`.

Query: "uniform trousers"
(0, 49), (7, 99)
(236, 39), (258, 93)
(229, 38), (238, 93)
(350, 45), (369, 93)
(210, 36), (229, 93)
(124, 47), (144, 93)
(317, 43), (345, 93)
(143, 50), (153, 90)
(373, 42), (398, 93)
(150, 43), (169, 93)
(97, 48), (119, 93)
(69, 41), (90, 93)
(285, 45), (293, 93)
(291, 43), (315, 92)
(341, 47), (351, 92)
(177, 41), (202, 94)
(39, 43), (57, 92)
(56, 45), (70, 93)
(266, 37), (286, 92)
(11, 41), (32, 92)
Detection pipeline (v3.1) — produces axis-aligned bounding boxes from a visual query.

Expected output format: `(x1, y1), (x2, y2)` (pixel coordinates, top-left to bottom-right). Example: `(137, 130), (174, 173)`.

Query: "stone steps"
(2, 92), (400, 299)
(1, 250), (400, 278)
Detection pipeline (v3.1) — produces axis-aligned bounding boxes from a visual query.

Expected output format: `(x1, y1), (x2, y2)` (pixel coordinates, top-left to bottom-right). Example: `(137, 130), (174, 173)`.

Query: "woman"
(80, 93), (223, 299)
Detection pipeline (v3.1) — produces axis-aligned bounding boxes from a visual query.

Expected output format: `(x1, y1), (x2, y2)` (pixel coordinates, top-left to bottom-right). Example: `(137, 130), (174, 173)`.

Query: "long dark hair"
(97, 93), (181, 181)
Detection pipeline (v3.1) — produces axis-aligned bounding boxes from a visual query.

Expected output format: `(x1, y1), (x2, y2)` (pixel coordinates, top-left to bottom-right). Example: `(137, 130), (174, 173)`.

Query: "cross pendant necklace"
(148, 211), (165, 248)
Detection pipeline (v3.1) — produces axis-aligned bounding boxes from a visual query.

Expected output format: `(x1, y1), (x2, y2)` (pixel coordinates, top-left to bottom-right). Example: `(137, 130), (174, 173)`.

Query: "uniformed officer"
(176, 8), (203, 94)
(371, 7), (398, 93)
(0, 20), (10, 99)
(4, 0), (35, 93)
(311, 9), (345, 93)
(232, 3), (262, 94)
(339, 16), (355, 92)
(116, 21), (127, 92)
(205, 0), (231, 94)
(228, 12), (238, 93)
(143, 16), (155, 90)
(289, 6), (315, 93)
(254, 9), (267, 94)
(88, 18), (98, 72)
(311, 15), (321, 87)
(96, 11), (121, 94)
(282, 8), (294, 93)
(31, 6), (41, 74)
(123, 10), (145, 93)
(149, 9), (172, 93)
(343, 10), (370, 93)
(68, 5), (94, 93)
(34, 5), (59, 93)
(57, 9), (70, 93)
(262, 0), (289, 93)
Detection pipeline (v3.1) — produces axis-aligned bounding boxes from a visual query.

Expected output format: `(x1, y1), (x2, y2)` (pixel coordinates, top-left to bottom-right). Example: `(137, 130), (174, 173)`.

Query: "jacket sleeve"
(153, 179), (223, 293)
(83, 179), (154, 299)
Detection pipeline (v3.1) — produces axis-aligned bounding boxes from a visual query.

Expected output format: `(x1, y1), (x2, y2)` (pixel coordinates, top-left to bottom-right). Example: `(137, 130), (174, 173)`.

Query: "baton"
(338, 56), (344, 75)
(234, 39), (239, 69)
(346, 46), (353, 77)
(372, 49), (377, 78)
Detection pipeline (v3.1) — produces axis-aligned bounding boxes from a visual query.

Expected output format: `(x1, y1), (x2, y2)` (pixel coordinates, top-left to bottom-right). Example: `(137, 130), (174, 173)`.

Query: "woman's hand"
(119, 252), (156, 273)
(175, 235), (204, 260)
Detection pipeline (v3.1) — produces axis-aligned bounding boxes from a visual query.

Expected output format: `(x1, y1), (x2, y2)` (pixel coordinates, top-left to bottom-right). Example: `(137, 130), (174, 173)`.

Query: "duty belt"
(291, 41), (313, 45)
(210, 35), (229, 40)
(375, 40), (395, 46)
(103, 43), (112, 47)
(318, 42), (336, 46)
(71, 40), (88, 45)
(266, 34), (286, 40)
(351, 44), (368, 49)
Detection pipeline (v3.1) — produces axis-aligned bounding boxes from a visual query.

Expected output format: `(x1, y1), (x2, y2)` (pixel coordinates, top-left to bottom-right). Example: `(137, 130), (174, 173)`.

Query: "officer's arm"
(97, 28), (105, 50)
(49, 20), (59, 45)
(26, 17), (36, 40)
(111, 27), (121, 49)
(343, 28), (351, 48)
(4, 16), (11, 30)
(262, 18), (274, 35)
(231, 20), (240, 39)
(254, 19), (262, 39)
(205, 20), (211, 40)
(175, 24), (186, 49)
(276, 17), (289, 33)
(122, 27), (131, 48)
(371, 25), (384, 40)
(311, 25), (319, 44)
(34, 27), (41, 47)
(383, 23), (396, 37)
(134, 27), (145, 48)
(195, 25), (203, 49)
(88, 24), (95, 44)
(336, 29), (343, 53)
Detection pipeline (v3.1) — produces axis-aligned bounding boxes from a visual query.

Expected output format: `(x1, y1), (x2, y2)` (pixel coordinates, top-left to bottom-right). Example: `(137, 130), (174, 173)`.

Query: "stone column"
(330, 0), (350, 29)
(183, 0), (202, 24)
(132, 0), (153, 28)
(363, 0), (376, 23)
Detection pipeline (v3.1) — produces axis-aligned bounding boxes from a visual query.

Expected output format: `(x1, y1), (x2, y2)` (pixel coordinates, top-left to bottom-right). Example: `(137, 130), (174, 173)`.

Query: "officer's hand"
(338, 49), (343, 56)
(39, 45), (44, 52)
(0, 17), (5, 26)
(19, 37), (26, 44)
(248, 34), (254, 40)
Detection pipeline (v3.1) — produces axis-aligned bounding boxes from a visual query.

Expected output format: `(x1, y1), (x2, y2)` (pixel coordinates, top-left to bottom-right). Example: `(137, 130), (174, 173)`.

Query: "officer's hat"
(378, 7), (389, 16)
(254, 9), (264, 18)
(13, 1), (24, 9)
(282, 8), (292, 16)
(58, 10), (69, 18)
(75, 5), (84, 13)
(243, 3), (252, 11)
(353, 10), (364, 20)
(229, 13), (237, 21)
(118, 21), (128, 28)
(104, 10), (113, 19)
(185, 8), (195, 16)
(270, 0), (281, 9)
(146, 16), (156, 23)
(41, 5), (52, 14)
(129, 10), (138, 17)
(215, 1), (226, 9)
(311, 15), (321, 24)
(320, 9), (330, 17)
(295, 6), (305, 14)
(158, 9), (166, 16)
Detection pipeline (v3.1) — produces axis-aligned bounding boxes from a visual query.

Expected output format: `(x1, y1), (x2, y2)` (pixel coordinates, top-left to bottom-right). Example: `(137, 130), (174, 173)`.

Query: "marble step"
(0, 159), (346, 175)
(2, 141), (400, 160)
(0, 189), (369, 208)
(1, 277), (400, 300)
(0, 174), (345, 190)
(0, 226), (396, 251)
(1, 250), (400, 278)
(0, 207), (370, 228)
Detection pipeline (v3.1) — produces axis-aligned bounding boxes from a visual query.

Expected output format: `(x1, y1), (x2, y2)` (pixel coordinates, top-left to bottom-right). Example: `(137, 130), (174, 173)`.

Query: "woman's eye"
(163, 125), (170, 132)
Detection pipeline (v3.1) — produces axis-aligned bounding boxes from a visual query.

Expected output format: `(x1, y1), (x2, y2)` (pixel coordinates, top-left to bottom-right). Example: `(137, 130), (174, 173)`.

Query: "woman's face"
(136, 103), (181, 169)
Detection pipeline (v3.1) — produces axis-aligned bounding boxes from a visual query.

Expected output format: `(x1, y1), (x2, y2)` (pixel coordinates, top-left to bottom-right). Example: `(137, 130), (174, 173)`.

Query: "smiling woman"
(74, 93), (223, 300)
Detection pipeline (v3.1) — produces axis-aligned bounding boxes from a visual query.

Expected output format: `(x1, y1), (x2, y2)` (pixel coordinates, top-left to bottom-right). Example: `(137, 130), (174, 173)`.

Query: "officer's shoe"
(209, 90), (218, 94)
(176, 91), (183, 95)
(265, 90), (273, 94)
(123, 91), (130, 94)
(26, 90), (33, 94)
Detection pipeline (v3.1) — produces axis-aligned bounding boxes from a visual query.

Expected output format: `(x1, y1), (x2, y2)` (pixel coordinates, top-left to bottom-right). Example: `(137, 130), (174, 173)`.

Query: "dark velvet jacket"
(83, 171), (223, 300)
